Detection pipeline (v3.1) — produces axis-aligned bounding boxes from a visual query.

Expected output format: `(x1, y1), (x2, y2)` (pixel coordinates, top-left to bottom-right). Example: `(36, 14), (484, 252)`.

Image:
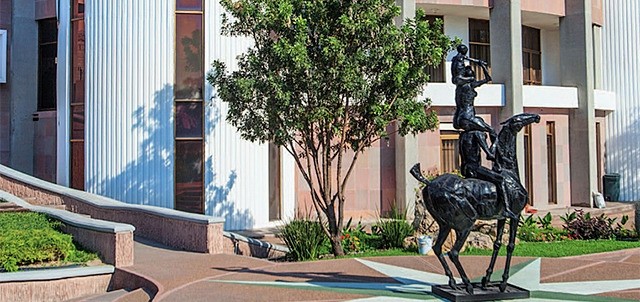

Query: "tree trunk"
(329, 234), (345, 256)
(326, 207), (345, 256)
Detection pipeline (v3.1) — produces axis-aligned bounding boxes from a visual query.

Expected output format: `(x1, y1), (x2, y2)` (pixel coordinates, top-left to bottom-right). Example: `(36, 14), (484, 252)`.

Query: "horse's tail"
(410, 163), (430, 186)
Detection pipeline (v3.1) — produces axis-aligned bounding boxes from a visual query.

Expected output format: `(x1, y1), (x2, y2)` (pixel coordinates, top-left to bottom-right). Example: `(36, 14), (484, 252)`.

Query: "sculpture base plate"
(432, 282), (529, 302)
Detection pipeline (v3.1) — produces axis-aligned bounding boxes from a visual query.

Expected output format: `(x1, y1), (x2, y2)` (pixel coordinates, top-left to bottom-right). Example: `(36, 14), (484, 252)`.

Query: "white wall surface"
(602, 0), (640, 201)
(444, 15), (469, 83)
(76, 0), (285, 230)
(84, 0), (175, 209)
(56, 0), (71, 186)
(541, 29), (561, 86)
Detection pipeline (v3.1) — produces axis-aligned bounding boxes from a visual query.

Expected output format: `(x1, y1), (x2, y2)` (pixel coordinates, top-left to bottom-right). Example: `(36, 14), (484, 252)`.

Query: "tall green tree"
(209, 0), (453, 256)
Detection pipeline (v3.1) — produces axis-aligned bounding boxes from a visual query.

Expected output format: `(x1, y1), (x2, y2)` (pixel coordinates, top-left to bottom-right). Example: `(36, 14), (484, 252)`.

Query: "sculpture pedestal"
(432, 282), (529, 302)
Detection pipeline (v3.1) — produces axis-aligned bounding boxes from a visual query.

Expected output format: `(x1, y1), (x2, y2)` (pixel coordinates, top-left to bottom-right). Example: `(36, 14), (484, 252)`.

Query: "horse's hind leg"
(481, 218), (506, 288)
(500, 217), (519, 292)
(450, 228), (474, 295)
(433, 226), (458, 290)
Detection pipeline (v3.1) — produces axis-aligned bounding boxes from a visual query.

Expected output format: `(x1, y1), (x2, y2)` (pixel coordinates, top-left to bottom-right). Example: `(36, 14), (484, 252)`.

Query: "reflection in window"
(70, 0), (85, 190)
(175, 141), (204, 214)
(176, 15), (203, 99)
(176, 103), (203, 137)
(177, 0), (203, 11)
(175, 3), (204, 213)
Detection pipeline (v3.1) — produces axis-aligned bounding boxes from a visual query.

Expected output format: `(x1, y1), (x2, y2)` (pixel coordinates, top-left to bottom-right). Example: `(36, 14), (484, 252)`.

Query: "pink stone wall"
(0, 175), (64, 205)
(521, 0), (565, 16)
(0, 274), (112, 302)
(419, 0), (489, 7)
(0, 172), (224, 254)
(64, 198), (224, 254)
(294, 125), (397, 221)
(525, 108), (572, 210)
(63, 224), (134, 267)
(592, 0), (603, 26)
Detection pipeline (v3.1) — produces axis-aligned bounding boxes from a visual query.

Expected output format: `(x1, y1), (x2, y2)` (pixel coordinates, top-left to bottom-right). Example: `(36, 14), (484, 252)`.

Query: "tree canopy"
(209, 0), (454, 256)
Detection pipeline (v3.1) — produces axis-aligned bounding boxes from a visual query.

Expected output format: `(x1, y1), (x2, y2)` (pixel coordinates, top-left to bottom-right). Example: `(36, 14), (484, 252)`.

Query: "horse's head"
(494, 113), (541, 172)
(499, 113), (541, 133)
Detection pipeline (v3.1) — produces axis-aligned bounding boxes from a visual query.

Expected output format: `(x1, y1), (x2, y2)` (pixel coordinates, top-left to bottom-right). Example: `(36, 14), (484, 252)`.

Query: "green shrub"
(517, 213), (568, 242)
(0, 212), (97, 272)
(278, 218), (327, 261)
(373, 206), (413, 249)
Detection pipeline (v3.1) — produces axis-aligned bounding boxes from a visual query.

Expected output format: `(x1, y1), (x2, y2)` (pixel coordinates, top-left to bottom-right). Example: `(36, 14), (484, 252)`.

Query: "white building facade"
(2, 0), (629, 231)
(55, 0), (296, 230)
(601, 0), (640, 202)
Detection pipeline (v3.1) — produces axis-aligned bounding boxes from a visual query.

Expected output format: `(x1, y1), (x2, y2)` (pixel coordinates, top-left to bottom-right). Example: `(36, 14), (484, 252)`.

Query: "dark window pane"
(175, 141), (204, 214)
(423, 15), (445, 82)
(175, 14), (203, 99)
(39, 19), (58, 43)
(72, 105), (85, 140)
(73, 0), (85, 18)
(72, 20), (85, 104)
(469, 19), (490, 44)
(176, 102), (203, 138)
(38, 19), (58, 111)
(71, 142), (85, 190)
(177, 0), (203, 11)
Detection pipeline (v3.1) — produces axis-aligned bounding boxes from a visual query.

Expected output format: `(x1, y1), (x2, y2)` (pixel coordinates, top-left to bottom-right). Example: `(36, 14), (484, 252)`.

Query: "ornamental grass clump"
(278, 218), (327, 261)
(373, 206), (414, 249)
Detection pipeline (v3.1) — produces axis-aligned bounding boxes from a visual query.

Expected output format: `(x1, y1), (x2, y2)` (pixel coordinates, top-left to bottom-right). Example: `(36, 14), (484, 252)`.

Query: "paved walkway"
(123, 239), (640, 301)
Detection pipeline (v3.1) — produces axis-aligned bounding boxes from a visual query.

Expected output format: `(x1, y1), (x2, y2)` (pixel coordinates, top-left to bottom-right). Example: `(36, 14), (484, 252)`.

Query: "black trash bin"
(603, 173), (621, 201)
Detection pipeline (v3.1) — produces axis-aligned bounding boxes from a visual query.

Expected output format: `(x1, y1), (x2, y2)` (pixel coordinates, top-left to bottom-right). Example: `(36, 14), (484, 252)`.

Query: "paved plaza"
(123, 239), (640, 301)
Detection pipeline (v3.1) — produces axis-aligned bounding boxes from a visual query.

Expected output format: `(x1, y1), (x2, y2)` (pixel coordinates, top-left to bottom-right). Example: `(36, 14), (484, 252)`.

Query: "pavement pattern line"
(539, 260), (604, 282)
(211, 257), (639, 301)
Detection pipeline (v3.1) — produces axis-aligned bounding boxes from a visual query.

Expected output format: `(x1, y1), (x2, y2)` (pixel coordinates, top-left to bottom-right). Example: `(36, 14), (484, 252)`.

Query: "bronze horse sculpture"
(410, 112), (540, 294)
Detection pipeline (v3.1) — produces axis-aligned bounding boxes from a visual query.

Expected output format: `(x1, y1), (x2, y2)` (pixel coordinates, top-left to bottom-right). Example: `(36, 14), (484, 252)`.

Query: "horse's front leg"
(499, 216), (519, 292)
(433, 226), (459, 290)
(481, 218), (506, 288)
(450, 229), (474, 295)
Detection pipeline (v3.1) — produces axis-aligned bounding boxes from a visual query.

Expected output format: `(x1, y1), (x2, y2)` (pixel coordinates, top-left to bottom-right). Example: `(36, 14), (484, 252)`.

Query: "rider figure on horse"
(452, 44), (518, 220)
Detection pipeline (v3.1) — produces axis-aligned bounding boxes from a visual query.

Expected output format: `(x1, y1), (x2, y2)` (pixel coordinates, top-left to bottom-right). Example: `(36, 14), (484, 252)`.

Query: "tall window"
(440, 131), (460, 173)
(522, 26), (541, 85)
(175, 0), (205, 214)
(38, 18), (58, 111)
(70, 0), (85, 190)
(523, 124), (534, 205)
(596, 122), (603, 192)
(469, 19), (491, 81)
(546, 122), (557, 204)
(423, 15), (445, 83)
